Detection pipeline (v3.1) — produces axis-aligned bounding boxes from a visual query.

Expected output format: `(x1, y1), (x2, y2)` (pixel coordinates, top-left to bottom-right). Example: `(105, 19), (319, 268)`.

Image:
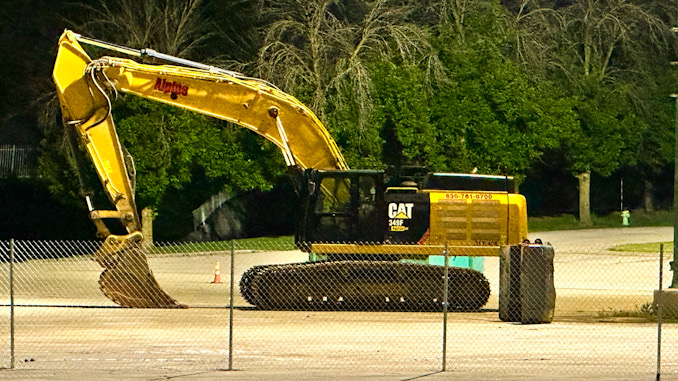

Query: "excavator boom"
(53, 30), (348, 307)
(55, 30), (348, 172)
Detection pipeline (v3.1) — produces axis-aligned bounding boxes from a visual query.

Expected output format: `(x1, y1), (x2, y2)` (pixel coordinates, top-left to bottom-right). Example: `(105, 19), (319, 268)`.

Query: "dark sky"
(0, 1), (76, 144)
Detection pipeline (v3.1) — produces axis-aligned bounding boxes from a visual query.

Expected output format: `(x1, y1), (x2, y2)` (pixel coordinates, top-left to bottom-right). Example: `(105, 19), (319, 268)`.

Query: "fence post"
(10, 146), (16, 175)
(9, 239), (15, 370)
(228, 240), (235, 371)
(657, 244), (664, 381)
(442, 242), (449, 372)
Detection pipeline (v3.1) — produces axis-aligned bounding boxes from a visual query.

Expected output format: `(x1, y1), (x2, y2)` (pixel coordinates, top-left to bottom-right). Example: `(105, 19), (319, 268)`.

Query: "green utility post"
(672, 94), (678, 288)
(671, 25), (678, 288)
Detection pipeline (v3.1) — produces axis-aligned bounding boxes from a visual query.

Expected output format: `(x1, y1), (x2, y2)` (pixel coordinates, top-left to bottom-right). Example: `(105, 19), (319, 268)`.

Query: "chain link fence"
(0, 145), (38, 178)
(0, 238), (675, 378)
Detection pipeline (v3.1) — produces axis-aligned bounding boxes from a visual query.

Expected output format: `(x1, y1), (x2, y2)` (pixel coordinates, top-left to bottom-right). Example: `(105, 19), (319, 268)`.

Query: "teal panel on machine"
(310, 252), (484, 273)
(427, 255), (484, 272)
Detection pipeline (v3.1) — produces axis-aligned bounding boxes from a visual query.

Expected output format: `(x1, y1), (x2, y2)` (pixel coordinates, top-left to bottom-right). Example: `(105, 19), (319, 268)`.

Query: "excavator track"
(240, 261), (490, 311)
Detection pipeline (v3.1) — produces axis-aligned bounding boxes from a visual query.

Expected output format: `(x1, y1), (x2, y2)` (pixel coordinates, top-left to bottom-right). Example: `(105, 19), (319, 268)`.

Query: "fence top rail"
(0, 144), (38, 150)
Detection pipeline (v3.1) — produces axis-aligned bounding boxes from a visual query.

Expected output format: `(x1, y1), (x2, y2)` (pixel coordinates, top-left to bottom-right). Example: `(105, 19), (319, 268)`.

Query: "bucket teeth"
(95, 235), (186, 308)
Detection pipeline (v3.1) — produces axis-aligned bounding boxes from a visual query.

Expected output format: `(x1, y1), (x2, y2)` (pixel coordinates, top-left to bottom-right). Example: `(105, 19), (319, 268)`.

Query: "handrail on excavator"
(72, 32), (279, 88)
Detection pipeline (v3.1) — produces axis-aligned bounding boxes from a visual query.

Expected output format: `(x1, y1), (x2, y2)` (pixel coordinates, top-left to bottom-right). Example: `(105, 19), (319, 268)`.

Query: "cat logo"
(388, 203), (414, 219)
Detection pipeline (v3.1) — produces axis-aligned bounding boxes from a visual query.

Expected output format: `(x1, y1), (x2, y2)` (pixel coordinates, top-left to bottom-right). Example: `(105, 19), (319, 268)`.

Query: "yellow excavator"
(53, 30), (529, 310)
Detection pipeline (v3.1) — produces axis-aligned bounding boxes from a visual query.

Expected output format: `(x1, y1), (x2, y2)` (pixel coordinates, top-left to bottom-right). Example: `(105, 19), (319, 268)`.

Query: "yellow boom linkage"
(53, 30), (348, 307)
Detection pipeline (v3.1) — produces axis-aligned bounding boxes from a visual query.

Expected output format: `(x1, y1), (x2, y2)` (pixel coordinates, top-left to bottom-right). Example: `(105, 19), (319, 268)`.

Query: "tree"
(512, 0), (672, 224)
(331, 0), (572, 175)
(424, 1), (574, 178)
(256, 0), (439, 136)
(113, 98), (282, 211)
(632, 77), (676, 211)
(369, 61), (438, 169)
(75, 0), (215, 57)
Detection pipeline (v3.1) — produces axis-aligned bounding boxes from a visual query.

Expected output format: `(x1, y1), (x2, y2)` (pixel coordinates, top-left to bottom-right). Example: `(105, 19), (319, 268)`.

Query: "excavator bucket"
(94, 234), (187, 308)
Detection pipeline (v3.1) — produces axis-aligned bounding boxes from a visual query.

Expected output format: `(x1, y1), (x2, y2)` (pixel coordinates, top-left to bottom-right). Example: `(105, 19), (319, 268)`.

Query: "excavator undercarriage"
(240, 260), (490, 311)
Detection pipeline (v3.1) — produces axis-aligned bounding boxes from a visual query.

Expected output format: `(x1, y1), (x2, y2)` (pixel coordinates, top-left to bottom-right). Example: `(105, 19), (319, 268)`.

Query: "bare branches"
(515, 0), (670, 88)
(74, 0), (216, 57)
(509, 1), (561, 76)
(257, 0), (439, 128)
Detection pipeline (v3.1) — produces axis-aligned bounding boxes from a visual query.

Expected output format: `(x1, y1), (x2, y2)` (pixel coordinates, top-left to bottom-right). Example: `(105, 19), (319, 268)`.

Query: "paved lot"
(0, 227), (676, 380)
(529, 226), (673, 250)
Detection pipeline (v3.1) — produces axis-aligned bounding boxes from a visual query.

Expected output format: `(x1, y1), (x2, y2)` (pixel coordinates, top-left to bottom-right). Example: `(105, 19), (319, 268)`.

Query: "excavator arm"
(53, 30), (348, 307)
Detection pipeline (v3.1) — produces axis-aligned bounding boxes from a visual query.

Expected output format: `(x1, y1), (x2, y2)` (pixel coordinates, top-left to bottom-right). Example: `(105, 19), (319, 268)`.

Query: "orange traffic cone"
(211, 261), (222, 284)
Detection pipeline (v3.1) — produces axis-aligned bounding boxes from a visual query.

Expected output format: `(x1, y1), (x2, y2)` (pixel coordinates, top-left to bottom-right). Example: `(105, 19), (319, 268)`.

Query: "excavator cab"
(297, 169), (386, 245)
(296, 169), (526, 249)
